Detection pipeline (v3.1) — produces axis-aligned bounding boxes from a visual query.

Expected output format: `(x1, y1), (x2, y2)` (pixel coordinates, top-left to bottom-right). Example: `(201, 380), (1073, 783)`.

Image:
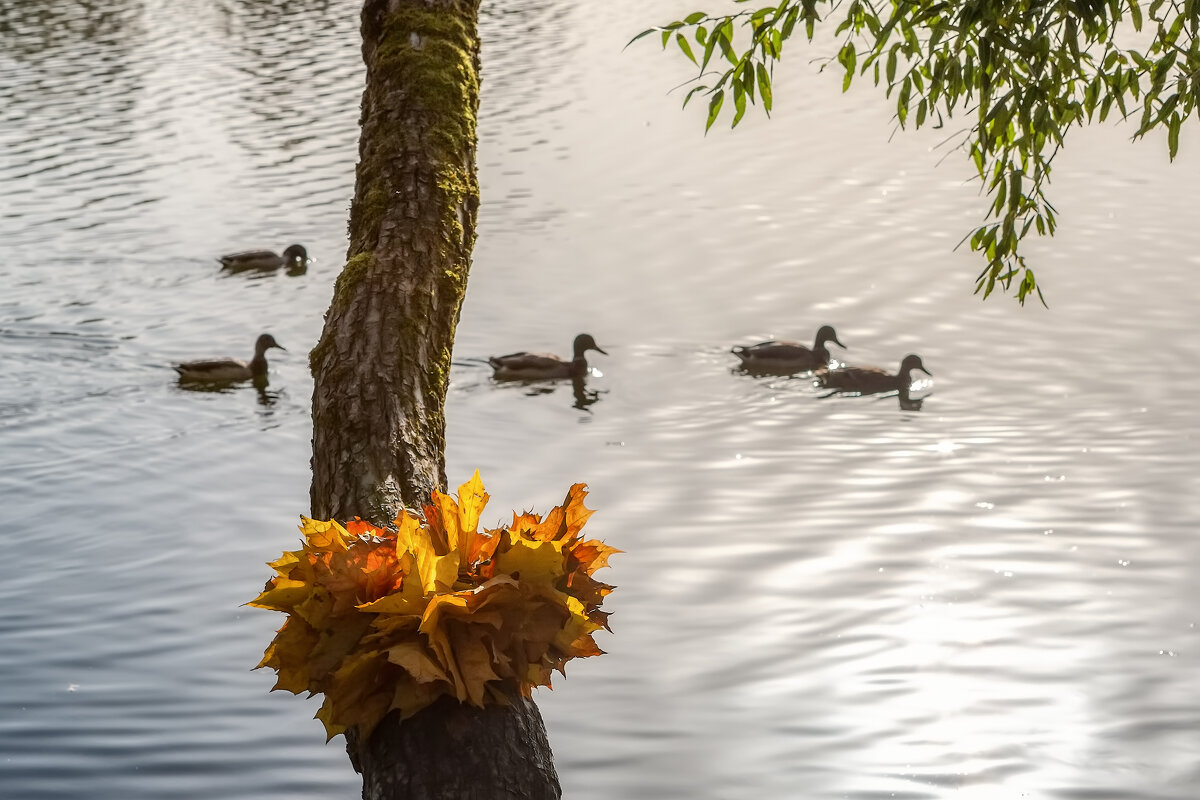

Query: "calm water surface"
(1, 1), (1197, 798)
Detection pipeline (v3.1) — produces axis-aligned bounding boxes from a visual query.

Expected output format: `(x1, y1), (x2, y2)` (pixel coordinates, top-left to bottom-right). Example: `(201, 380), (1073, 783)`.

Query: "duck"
(732, 324), (846, 372)
(218, 244), (308, 272)
(489, 333), (607, 380)
(175, 333), (286, 382)
(816, 353), (931, 396)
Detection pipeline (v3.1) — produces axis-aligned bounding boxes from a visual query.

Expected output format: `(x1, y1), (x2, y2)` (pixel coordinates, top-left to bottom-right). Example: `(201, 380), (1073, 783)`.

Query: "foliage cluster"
(251, 473), (618, 740)
(637, 1), (1200, 303)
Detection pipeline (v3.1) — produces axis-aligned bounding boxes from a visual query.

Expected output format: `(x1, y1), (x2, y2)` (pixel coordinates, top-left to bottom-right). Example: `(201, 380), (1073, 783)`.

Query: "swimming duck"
(732, 324), (846, 372)
(218, 244), (307, 272)
(175, 333), (285, 382)
(816, 353), (931, 396)
(489, 333), (607, 380)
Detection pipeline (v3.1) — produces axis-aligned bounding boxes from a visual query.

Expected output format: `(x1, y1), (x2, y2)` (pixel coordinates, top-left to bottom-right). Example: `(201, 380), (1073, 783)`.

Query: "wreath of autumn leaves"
(251, 473), (618, 739)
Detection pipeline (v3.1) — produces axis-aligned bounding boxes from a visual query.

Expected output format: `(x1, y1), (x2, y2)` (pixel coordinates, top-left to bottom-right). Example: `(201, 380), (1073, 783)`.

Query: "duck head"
(572, 333), (608, 359)
(815, 325), (846, 350)
(899, 354), (930, 377)
(282, 244), (308, 267)
(255, 333), (286, 355)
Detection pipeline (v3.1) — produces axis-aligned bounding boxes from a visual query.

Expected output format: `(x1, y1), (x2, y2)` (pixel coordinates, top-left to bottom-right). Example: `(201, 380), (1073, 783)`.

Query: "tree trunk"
(309, 1), (561, 797)
(347, 697), (560, 800)
(310, 0), (481, 523)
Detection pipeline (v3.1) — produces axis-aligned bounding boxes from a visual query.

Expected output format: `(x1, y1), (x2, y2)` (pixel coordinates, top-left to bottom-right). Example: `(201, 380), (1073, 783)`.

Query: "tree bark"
(310, 0), (482, 523)
(347, 696), (560, 800)
(309, 1), (561, 797)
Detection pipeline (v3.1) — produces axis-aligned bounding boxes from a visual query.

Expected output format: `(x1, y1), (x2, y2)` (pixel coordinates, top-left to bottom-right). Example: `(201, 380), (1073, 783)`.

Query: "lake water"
(1, 1), (1197, 798)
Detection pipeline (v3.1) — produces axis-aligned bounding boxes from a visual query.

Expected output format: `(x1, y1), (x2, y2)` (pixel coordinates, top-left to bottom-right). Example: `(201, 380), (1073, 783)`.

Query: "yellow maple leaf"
(387, 641), (449, 685)
(449, 625), (501, 707)
(396, 512), (459, 594)
(492, 535), (566, 586)
(249, 577), (310, 612)
(455, 470), (490, 560)
(299, 517), (352, 552)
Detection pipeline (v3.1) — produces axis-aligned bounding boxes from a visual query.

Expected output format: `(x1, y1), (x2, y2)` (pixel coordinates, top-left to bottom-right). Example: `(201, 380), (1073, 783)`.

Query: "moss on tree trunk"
(309, 1), (561, 797)
(310, 0), (481, 524)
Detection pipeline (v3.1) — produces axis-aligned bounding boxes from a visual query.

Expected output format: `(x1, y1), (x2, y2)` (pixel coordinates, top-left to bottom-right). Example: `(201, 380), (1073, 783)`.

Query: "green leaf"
(838, 43), (857, 92)
(718, 26), (738, 65)
(732, 85), (748, 127)
(781, 7), (799, 39)
(626, 29), (659, 49)
(675, 34), (698, 65)
(705, 90), (725, 133)
(682, 84), (709, 109)
(701, 25), (720, 70)
(756, 62), (773, 113)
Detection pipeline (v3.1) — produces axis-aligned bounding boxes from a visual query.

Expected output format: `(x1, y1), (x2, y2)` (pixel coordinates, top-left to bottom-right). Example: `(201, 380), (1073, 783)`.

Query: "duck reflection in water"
(175, 373), (281, 403)
(816, 354), (932, 410)
(504, 375), (605, 413)
(253, 376), (281, 408)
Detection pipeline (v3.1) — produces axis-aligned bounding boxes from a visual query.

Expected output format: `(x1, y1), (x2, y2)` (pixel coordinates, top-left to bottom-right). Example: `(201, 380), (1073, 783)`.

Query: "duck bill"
(594, 346), (608, 356)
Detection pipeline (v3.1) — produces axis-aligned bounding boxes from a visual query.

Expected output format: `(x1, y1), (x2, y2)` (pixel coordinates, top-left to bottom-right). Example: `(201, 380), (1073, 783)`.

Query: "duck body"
(817, 353), (931, 396)
(733, 324), (846, 372)
(175, 333), (285, 382)
(489, 333), (607, 381)
(219, 244), (307, 273)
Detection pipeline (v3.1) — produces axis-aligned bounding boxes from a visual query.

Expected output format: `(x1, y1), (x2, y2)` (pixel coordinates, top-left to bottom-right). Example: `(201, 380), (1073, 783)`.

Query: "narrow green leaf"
(701, 27), (719, 70)
(718, 28), (738, 65)
(782, 7), (799, 39)
(732, 85), (748, 127)
(706, 90), (725, 133)
(741, 64), (755, 102)
(756, 62), (773, 113)
(838, 43), (857, 92)
(676, 34), (698, 66)
(627, 29), (659, 49)
(682, 84), (709, 109)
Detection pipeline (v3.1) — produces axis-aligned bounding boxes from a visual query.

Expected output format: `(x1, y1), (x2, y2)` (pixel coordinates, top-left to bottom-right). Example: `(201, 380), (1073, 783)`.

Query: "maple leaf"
(252, 475), (618, 740)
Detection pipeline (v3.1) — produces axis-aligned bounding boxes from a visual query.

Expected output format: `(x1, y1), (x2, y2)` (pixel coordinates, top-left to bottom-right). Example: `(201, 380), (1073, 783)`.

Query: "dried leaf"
(252, 475), (617, 739)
